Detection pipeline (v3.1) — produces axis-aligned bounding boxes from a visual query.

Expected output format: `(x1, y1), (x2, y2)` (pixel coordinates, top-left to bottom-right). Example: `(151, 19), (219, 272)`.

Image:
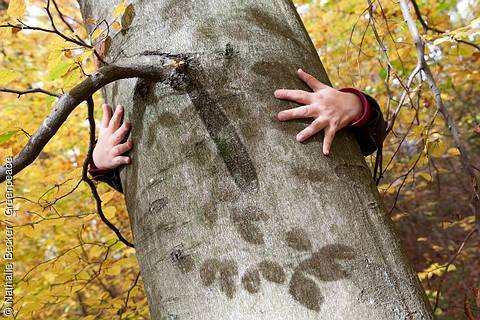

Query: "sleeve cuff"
(339, 87), (372, 128)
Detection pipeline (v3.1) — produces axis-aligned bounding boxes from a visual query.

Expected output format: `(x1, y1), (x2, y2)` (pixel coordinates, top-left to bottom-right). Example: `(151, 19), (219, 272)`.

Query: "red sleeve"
(339, 87), (372, 128)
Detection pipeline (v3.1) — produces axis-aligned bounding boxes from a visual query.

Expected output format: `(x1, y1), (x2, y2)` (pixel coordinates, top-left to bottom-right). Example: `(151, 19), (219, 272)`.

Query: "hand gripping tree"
(0, 0), (434, 319)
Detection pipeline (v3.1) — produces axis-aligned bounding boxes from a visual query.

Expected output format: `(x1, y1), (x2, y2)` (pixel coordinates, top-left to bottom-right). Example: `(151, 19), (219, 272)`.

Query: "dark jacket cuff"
(348, 92), (387, 156)
(88, 144), (124, 193)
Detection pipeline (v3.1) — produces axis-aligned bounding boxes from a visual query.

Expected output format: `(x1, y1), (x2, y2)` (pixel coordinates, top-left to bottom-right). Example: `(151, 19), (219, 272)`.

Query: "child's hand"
(92, 104), (133, 170)
(274, 69), (363, 155)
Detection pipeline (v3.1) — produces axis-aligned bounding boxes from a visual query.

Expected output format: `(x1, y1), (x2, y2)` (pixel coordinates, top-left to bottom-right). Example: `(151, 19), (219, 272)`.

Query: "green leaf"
(47, 60), (72, 81)
(0, 130), (17, 145)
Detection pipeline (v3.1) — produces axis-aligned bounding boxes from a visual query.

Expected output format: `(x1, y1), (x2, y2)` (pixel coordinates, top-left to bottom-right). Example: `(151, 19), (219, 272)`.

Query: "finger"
(112, 140), (133, 156)
(296, 118), (328, 142)
(111, 122), (131, 144)
(274, 89), (312, 105)
(323, 125), (337, 155)
(100, 104), (112, 130)
(278, 105), (314, 121)
(108, 105), (124, 132)
(113, 156), (131, 167)
(297, 69), (327, 91)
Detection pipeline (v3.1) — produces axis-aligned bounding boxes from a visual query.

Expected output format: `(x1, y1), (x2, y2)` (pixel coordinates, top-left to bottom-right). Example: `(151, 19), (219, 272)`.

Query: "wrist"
(339, 87), (371, 127)
(90, 151), (111, 174)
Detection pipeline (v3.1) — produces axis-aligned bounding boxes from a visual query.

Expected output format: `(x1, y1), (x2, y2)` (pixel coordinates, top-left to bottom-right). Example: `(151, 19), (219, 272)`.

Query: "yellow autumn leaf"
(86, 17), (97, 25)
(7, 0), (26, 19)
(106, 264), (122, 276)
(104, 206), (117, 220)
(447, 147), (460, 156)
(102, 191), (115, 204)
(89, 245), (104, 258)
(418, 172), (432, 182)
(22, 225), (38, 238)
(427, 139), (447, 158)
(112, 21), (122, 32)
(0, 69), (18, 86)
(91, 28), (106, 41)
(0, 147), (13, 165)
(433, 37), (452, 46)
(113, 0), (127, 17)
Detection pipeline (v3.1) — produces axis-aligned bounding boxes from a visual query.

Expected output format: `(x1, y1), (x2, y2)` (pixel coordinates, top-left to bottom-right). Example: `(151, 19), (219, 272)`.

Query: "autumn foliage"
(0, 0), (479, 319)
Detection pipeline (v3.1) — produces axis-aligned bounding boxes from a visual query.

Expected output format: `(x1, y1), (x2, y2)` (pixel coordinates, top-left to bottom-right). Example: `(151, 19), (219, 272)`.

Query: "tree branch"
(0, 87), (61, 98)
(51, 0), (76, 34)
(400, 0), (480, 232)
(0, 20), (90, 49)
(0, 54), (188, 182)
(410, 0), (480, 51)
(82, 97), (134, 248)
(45, 0), (89, 48)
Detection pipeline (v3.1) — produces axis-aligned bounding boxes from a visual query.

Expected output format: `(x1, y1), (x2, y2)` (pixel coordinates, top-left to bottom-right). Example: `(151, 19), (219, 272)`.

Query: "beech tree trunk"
(79, 1), (433, 319)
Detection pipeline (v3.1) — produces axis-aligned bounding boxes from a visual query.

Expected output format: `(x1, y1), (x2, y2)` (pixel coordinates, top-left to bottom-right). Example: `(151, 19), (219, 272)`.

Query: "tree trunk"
(79, 1), (433, 319)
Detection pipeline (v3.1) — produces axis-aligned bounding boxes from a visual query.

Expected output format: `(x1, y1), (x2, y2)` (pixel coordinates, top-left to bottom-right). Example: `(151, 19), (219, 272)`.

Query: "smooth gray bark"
(79, 1), (433, 319)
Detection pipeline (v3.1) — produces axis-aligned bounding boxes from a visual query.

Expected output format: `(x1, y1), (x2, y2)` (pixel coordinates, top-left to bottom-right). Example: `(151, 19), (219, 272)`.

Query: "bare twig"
(45, 0), (89, 48)
(119, 272), (141, 319)
(82, 97), (134, 248)
(0, 87), (61, 98)
(410, 0), (480, 51)
(0, 20), (89, 49)
(50, 0), (75, 33)
(0, 54), (188, 182)
(400, 0), (480, 232)
(432, 228), (477, 312)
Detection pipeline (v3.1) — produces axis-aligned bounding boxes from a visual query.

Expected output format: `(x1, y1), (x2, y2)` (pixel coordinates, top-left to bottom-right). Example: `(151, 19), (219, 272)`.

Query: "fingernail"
(296, 133), (304, 141)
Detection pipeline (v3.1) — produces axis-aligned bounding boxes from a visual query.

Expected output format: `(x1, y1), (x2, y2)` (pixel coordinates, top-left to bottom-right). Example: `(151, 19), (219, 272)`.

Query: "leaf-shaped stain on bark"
(258, 260), (286, 284)
(148, 197), (168, 215)
(285, 227), (312, 252)
(289, 271), (323, 312)
(199, 259), (238, 299)
(199, 201), (218, 228)
(218, 260), (238, 299)
(334, 164), (372, 184)
(157, 111), (180, 128)
(176, 255), (195, 274)
(199, 258), (219, 287)
(230, 207), (269, 245)
(243, 7), (306, 51)
(181, 67), (259, 193)
(241, 268), (261, 294)
(299, 244), (355, 282)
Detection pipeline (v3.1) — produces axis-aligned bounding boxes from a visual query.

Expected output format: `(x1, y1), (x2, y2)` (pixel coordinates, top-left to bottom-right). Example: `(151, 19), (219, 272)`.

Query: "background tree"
(0, 0), (478, 319)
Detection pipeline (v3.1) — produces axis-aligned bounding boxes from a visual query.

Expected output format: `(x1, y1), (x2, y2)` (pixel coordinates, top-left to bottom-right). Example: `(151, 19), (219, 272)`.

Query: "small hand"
(92, 104), (133, 170)
(274, 69), (363, 155)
